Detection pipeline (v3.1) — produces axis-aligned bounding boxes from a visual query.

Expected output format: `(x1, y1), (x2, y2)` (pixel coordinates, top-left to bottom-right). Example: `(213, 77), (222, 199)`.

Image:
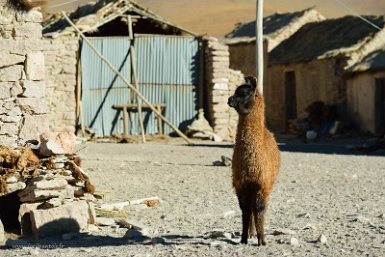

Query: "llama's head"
(228, 76), (258, 114)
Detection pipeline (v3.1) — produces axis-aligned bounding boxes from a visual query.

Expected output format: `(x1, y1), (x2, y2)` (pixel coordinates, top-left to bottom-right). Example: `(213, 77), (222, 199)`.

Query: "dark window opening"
(284, 71), (297, 129)
(375, 78), (385, 134)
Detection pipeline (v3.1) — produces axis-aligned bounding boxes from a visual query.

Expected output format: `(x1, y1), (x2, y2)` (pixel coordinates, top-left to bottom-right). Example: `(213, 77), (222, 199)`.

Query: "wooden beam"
(128, 15), (146, 143)
(62, 12), (193, 145)
(256, 0), (264, 95)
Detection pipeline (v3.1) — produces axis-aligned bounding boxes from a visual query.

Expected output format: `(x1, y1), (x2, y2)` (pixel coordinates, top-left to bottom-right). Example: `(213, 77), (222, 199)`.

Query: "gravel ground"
(1, 139), (385, 257)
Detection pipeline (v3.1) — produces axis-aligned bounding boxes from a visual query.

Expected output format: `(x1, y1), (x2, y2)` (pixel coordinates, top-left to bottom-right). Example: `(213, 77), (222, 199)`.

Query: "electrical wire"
(333, 0), (382, 31)
(46, 0), (81, 9)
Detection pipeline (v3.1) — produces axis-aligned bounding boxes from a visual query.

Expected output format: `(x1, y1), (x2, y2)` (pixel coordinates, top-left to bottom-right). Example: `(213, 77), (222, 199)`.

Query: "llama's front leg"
(238, 190), (252, 244)
(241, 207), (252, 244)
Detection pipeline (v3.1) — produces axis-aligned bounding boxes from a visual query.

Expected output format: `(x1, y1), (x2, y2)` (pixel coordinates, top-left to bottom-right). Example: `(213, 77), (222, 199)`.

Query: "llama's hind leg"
(253, 194), (268, 246)
(249, 213), (256, 238)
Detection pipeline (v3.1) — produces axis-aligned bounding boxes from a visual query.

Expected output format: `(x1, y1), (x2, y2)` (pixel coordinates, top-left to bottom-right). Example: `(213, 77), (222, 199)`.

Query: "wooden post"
(62, 12), (193, 145)
(128, 15), (146, 143)
(256, 0), (264, 95)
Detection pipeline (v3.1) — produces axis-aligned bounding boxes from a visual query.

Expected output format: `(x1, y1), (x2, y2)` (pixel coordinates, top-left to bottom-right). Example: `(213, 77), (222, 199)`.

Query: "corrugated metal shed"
(81, 35), (200, 136)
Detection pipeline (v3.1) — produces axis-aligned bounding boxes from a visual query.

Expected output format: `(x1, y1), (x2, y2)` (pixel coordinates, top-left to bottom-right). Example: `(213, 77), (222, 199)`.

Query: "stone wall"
(204, 38), (244, 141)
(0, 2), (48, 146)
(265, 58), (346, 132)
(43, 36), (79, 133)
(346, 71), (385, 134)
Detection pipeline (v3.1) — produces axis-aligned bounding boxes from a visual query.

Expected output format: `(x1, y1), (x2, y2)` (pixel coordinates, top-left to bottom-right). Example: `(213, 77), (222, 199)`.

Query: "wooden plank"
(128, 15), (146, 143)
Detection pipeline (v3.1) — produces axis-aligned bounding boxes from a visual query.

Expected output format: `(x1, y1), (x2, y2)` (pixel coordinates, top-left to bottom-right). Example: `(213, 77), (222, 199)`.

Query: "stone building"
(0, 0), (48, 146)
(346, 48), (385, 135)
(223, 8), (324, 77)
(266, 15), (385, 132)
(42, 0), (244, 141)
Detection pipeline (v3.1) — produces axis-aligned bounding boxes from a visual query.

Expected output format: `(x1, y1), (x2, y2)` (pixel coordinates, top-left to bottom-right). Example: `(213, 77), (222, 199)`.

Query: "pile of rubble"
(0, 132), (96, 240)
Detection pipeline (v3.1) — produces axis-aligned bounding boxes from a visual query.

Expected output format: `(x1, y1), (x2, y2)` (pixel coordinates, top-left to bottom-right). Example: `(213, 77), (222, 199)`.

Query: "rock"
(318, 234), (328, 244)
(297, 213), (311, 218)
(302, 224), (317, 230)
(0, 219), (5, 246)
(19, 202), (40, 236)
(210, 241), (226, 249)
(19, 114), (49, 141)
(349, 214), (372, 225)
(29, 201), (93, 238)
(0, 65), (23, 82)
(290, 237), (299, 247)
(95, 217), (115, 226)
(205, 230), (232, 240)
(379, 213), (385, 220)
(223, 210), (236, 218)
(21, 80), (46, 98)
(124, 229), (147, 239)
(30, 177), (68, 190)
(100, 201), (131, 211)
(25, 51), (45, 80)
(0, 53), (25, 69)
(221, 155), (232, 166)
(18, 185), (73, 202)
(0, 182), (26, 196)
(271, 228), (296, 236)
(39, 131), (77, 156)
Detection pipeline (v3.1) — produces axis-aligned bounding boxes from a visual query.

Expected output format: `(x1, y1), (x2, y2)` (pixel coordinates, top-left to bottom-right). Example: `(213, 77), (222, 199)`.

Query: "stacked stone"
(43, 36), (79, 133)
(204, 38), (244, 141)
(0, 146), (96, 239)
(0, 2), (48, 147)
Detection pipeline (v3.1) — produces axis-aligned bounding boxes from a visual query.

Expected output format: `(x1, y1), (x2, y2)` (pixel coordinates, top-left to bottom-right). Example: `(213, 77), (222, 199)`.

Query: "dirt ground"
(1, 138), (385, 257)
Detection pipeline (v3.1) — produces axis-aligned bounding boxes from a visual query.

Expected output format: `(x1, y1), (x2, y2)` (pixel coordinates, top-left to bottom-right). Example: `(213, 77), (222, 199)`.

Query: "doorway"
(375, 78), (385, 134)
(284, 71), (297, 127)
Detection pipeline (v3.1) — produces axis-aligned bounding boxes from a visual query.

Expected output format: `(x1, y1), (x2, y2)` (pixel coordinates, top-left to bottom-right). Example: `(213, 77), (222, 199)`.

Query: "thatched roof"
(348, 48), (385, 73)
(223, 8), (324, 45)
(43, 0), (196, 36)
(269, 15), (385, 65)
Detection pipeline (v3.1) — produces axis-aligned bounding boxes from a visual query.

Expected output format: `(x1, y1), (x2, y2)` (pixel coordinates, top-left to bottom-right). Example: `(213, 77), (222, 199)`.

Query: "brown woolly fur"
(229, 76), (280, 245)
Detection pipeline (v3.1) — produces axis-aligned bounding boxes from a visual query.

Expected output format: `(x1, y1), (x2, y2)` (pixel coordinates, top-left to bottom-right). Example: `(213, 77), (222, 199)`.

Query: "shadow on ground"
(188, 136), (385, 157)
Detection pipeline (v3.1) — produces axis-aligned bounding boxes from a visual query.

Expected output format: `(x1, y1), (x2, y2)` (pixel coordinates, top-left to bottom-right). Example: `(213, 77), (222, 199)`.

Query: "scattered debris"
(290, 237), (300, 247)
(302, 223), (317, 230)
(270, 228), (296, 236)
(318, 234), (328, 244)
(124, 228), (148, 240)
(39, 131), (77, 157)
(213, 155), (232, 166)
(0, 136), (97, 239)
(204, 230), (232, 240)
(223, 210), (236, 218)
(95, 217), (116, 227)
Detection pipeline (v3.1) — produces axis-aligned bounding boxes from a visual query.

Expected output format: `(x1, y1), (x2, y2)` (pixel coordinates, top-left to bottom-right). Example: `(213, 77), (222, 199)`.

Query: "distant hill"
(46, 0), (385, 37)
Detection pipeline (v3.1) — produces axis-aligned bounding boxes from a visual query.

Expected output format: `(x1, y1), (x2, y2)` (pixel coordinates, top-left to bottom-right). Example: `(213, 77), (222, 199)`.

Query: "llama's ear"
(244, 76), (257, 89)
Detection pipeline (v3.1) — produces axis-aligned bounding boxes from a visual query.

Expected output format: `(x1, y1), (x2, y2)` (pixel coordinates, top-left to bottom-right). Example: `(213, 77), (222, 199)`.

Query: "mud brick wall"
(0, 2), (48, 146)
(204, 38), (244, 141)
(43, 36), (79, 133)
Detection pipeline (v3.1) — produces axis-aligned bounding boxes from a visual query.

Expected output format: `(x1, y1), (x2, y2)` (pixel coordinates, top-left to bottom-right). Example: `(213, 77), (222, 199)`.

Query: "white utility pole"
(256, 0), (264, 94)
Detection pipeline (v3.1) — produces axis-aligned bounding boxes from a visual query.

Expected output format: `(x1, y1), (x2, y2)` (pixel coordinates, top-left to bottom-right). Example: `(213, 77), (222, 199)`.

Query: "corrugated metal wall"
(81, 35), (199, 136)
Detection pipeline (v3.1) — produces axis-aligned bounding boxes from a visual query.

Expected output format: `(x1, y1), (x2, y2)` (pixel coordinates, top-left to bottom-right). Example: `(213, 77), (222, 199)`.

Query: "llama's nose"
(228, 96), (234, 107)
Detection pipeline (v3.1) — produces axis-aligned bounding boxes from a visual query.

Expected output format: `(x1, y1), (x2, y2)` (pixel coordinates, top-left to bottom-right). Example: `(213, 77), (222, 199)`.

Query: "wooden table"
(112, 104), (166, 136)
